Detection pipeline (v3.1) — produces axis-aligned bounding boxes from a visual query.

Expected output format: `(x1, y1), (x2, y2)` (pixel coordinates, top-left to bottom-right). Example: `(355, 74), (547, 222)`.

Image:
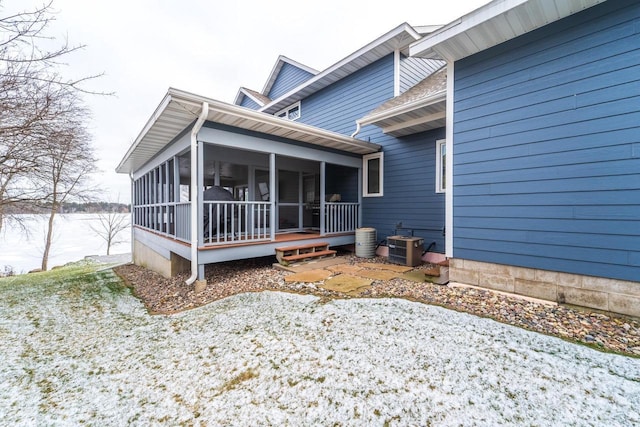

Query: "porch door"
(278, 170), (300, 231)
(302, 173), (320, 229)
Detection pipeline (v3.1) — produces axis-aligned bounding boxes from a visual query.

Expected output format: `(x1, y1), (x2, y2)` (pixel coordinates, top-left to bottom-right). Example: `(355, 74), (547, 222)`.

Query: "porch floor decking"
(198, 231), (353, 250)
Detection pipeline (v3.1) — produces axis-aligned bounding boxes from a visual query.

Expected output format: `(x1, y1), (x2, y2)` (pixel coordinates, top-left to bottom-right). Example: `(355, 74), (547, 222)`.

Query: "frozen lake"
(0, 214), (131, 274)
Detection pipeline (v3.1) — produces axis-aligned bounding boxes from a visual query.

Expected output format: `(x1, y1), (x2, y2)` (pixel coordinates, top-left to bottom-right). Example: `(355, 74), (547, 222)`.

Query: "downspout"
(351, 121), (362, 138)
(185, 102), (209, 286)
(129, 172), (134, 260)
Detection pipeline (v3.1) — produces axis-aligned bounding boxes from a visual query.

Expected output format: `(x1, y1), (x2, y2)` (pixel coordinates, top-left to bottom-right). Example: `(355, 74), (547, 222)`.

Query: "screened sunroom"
(117, 89), (380, 281)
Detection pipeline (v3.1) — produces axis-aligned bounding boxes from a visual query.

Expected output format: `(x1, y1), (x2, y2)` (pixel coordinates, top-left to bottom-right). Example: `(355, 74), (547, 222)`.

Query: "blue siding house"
(410, 0), (640, 317)
(117, 23), (447, 289)
(117, 0), (638, 317)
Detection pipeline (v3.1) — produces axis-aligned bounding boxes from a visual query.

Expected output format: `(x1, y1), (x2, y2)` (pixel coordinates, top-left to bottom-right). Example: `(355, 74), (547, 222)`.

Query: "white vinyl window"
(275, 101), (301, 121)
(363, 152), (383, 197)
(436, 139), (446, 193)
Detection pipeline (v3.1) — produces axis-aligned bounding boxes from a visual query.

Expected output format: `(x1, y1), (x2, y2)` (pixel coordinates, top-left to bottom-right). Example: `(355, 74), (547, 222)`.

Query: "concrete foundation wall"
(133, 239), (190, 278)
(450, 259), (640, 318)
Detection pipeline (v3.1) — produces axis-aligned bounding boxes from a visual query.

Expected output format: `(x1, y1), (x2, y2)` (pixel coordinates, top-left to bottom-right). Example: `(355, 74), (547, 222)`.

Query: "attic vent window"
(276, 101), (301, 121)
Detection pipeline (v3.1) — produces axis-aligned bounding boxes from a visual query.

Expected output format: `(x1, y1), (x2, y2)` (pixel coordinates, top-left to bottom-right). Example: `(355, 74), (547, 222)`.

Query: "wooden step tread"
(275, 242), (330, 252)
(282, 250), (337, 262)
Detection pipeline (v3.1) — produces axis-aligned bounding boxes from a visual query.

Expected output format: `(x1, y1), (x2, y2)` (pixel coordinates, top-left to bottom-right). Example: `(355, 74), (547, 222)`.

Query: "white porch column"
(173, 156), (180, 202)
(445, 61), (454, 258)
(269, 153), (276, 241)
(357, 164), (362, 228)
(197, 140), (205, 280)
(320, 161), (326, 235)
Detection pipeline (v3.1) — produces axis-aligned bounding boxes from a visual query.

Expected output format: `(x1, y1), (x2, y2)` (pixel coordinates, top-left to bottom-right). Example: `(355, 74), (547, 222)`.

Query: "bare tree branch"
(0, 0), (111, 234)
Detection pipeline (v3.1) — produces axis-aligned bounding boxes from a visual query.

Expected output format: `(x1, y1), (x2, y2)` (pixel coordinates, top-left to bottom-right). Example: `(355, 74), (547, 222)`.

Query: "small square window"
(363, 152), (383, 197)
(436, 139), (446, 193)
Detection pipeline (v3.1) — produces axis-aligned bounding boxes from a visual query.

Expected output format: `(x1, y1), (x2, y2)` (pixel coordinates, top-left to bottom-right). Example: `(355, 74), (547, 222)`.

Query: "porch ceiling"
(116, 88), (381, 174)
(410, 0), (607, 61)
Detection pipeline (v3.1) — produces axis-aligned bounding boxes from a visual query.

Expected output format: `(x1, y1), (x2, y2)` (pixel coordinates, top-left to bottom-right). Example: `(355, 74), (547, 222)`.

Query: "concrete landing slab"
(355, 269), (403, 281)
(326, 264), (364, 275)
(402, 267), (449, 285)
(358, 263), (413, 273)
(321, 274), (373, 294)
(284, 269), (333, 283)
(273, 256), (347, 273)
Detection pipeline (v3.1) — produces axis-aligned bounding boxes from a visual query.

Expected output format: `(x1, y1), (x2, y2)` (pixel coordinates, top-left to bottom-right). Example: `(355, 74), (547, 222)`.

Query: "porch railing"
(134, 200), (358, 244)
(325, 202), (359, 234)
(174, 202), (191, 242)
(133, 202), (191, 243)
(203, 201), (271, 246)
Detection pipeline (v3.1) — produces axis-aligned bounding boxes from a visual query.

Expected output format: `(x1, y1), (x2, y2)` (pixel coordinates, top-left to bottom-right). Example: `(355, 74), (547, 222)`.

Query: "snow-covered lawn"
(1, 265), (638, 426)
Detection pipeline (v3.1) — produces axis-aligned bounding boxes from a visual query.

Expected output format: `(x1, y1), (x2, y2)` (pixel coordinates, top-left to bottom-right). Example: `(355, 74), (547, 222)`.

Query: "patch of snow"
(0, 273), (638, 426)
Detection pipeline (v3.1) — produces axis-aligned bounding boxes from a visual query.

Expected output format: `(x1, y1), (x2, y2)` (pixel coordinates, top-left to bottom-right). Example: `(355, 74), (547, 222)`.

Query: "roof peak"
(261, 55), (319, 96)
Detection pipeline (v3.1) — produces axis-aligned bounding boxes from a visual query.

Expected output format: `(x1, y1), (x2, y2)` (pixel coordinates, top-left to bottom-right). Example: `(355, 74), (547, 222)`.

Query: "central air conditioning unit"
(387, 235), (424, 267)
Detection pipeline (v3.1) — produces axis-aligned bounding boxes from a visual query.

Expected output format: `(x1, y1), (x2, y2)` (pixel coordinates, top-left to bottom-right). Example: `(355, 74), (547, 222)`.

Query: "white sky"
(5, 0), (489, 201)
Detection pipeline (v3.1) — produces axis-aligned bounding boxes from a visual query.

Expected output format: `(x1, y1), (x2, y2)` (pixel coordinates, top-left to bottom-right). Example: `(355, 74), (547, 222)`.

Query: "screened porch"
(131, 142), (361, 248)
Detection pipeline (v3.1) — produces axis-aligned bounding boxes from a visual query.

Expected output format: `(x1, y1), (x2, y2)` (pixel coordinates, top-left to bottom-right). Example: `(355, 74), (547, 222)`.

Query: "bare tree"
(89, 209), (130, 255)
(0, 0), (108, 232)
(35, 93), (96, 270)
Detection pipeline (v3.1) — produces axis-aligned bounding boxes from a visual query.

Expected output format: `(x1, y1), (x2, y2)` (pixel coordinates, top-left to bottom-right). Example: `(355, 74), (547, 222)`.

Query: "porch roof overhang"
(409, 0), (607, 61)
(357, 67), (447, 137)
(116, 88), (381, 174)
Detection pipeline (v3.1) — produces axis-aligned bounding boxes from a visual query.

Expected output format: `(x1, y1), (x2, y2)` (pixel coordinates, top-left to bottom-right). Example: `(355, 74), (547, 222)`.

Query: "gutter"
(168, 88), (380, 154)
(185, 101), (209, 286)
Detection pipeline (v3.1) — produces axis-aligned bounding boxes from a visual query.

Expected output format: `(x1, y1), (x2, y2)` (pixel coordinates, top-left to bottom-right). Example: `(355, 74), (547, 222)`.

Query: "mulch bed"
(113, 256), (640, 357)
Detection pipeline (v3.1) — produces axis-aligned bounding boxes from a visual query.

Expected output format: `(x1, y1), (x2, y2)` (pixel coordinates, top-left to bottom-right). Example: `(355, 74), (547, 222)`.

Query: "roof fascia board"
(281, 55), (319, 75)
(116, 92), (173, 173)
(261, 55), (320, 96)
(358, 90), (446, 126)
(410, 0), (529, 59)
(410, 0), (607, 60)
(166, 88), (380, 152)
(413, 24), (445, 35)
(259, 23), (422, 114)
(118, 87), (383, 174)
(235, 87), (267, 107)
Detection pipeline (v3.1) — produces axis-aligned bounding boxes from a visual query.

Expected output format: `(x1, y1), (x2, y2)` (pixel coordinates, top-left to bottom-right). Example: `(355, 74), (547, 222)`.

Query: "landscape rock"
(114, 255), (640, 357)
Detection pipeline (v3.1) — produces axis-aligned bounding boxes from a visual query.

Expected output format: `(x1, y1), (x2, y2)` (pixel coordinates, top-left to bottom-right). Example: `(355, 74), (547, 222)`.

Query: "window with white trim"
(275, 101), (301, 121)
(436, 139), (446, 193)
(363, 152), (383, 197)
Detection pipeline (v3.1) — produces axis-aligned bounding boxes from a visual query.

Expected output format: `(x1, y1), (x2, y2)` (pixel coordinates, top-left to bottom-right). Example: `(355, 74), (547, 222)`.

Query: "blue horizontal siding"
(287, 54), (445, 251)
(399, 56), (444, 93)
(298, 54), (395, 137)
(452, 0), (640, 282)
(268, 63), (315, 100)
(362, 128), (446, 253)
(239, 95), (260, 110)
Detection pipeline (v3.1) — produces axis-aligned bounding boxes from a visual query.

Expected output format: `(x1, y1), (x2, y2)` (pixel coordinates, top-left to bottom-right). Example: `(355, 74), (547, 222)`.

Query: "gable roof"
(259, 23), (423, 115)
(410, 0), (607, 60)
(261, 55), (319, 97)
(357, 66), (447, 137)
(234, 87), (271, 107)
(116, 88), (380, 174)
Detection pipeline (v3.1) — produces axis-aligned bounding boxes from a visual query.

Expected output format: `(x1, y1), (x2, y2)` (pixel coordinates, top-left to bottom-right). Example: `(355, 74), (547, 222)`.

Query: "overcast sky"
(6, 0), (489, 201)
